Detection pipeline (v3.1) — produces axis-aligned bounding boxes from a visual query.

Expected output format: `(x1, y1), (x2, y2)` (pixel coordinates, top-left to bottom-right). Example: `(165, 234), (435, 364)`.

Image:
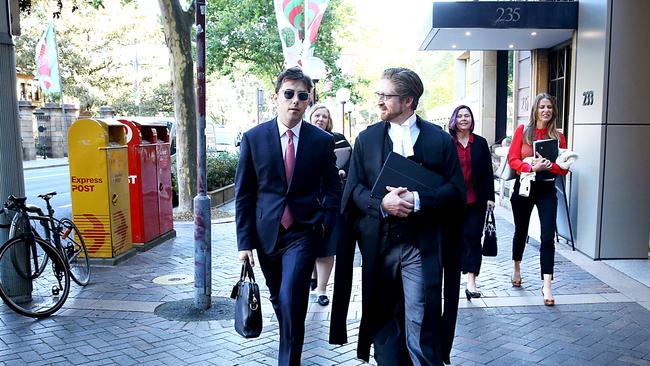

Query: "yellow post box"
(68, 118), (133, 260)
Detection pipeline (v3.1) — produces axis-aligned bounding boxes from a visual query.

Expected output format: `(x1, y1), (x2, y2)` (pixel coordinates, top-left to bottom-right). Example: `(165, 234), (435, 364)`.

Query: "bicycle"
(0, 195), (71, 318)
(8, 191), (90, 286)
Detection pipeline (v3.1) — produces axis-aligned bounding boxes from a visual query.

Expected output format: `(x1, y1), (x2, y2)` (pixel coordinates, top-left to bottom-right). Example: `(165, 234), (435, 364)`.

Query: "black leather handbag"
(482, 209), (498, 257)
(230, 261), (262, 338)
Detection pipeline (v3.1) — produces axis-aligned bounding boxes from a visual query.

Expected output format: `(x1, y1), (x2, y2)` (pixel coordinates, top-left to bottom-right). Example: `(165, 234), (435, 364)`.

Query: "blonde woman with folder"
(507, 93), (568, 306)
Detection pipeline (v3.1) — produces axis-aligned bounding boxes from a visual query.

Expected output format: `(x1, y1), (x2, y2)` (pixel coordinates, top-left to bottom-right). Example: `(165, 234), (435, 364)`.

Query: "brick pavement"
(1, 208), (650, 365)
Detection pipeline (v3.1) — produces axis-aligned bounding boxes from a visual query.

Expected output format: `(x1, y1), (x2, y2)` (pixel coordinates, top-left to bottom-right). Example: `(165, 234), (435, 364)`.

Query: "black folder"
(370, 152), (444, 198)
(533, 139), (559, 181)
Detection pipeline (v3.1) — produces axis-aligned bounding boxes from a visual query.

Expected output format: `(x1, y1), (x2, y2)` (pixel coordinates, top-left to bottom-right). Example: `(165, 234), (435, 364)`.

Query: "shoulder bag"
(496, 159), (517, 181)
(230, 260), (263, 338)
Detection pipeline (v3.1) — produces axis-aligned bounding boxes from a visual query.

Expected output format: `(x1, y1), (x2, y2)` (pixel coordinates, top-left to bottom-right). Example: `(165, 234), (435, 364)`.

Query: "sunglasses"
(283, 89), (310, 101)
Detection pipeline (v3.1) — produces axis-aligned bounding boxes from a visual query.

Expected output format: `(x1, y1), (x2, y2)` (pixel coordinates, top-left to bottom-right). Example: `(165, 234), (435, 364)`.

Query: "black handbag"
(230, 261), (263, 338)
(482, 209), (498, 257)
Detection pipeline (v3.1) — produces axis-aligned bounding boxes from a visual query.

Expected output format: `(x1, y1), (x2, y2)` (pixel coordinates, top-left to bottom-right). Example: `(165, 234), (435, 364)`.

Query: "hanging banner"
(302, 0), (329, 59)
(274, 0), (304, 68)
(35, 22), (61, 94)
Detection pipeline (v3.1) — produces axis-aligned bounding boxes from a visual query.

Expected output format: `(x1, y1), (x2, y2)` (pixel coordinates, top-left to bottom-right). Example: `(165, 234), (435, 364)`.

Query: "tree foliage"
(205, 0), (362, 99)
(14, 1), (171, 115)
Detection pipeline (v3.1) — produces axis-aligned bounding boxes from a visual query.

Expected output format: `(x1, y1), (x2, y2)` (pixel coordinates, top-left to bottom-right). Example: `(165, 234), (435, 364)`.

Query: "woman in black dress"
(309, 104), (351, 306)
(449, 105), (495, 299)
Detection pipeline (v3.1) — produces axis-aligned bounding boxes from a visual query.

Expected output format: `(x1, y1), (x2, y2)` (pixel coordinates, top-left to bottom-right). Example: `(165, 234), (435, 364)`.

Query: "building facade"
(419, 0), (650, 260)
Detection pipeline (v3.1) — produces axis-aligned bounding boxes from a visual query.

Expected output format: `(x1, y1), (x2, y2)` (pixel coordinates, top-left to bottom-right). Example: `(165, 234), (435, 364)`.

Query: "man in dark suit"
(235, 67), (342, 366)
(332, 68), (465, 365)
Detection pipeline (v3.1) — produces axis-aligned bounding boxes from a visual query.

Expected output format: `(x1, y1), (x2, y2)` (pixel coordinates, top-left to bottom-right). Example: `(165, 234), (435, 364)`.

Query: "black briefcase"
(230, 261), (263, 338)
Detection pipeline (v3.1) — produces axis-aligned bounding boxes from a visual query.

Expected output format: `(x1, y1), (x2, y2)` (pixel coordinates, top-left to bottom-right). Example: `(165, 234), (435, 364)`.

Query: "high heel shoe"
(511, 277), (522, 287)
(541, 289), (555, 306)
(465, 288), (482, 300)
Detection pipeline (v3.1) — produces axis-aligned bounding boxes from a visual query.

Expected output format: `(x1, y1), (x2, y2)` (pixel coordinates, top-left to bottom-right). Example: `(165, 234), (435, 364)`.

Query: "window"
(548, 45), (571, 132)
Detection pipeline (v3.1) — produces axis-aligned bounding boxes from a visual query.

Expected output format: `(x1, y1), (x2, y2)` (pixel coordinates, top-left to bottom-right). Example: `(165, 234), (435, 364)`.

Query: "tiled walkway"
(1, 207), (649, 365)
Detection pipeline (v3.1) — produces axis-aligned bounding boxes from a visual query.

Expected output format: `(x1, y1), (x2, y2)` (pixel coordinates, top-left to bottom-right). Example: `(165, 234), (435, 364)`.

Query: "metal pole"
(341, 101), (346, 136)
(193, 0), (211, 310)
(0, 0), (28, 297)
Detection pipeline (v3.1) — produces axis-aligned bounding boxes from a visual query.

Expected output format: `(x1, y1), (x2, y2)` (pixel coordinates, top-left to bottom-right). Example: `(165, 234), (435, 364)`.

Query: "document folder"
(371, 152), (444, 198)
(334, 147), (352, 169)
(533, 139), (559, 181)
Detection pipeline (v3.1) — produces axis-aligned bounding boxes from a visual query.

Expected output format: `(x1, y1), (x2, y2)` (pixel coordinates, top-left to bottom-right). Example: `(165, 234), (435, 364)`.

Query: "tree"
(157, 0), (196, 213)
(205, 0), (360, 98)
(17, 0), (198, 212)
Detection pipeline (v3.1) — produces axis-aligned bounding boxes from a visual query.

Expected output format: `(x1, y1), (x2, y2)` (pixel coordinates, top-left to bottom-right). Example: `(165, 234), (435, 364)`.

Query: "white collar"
(389, 113), (417, 129)
(277, 119), (302, 138)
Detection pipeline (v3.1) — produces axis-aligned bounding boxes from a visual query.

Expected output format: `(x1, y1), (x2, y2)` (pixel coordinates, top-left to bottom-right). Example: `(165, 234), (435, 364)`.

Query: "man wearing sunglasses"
(235, 67), (342, 366)
(333, 67), (465, 365)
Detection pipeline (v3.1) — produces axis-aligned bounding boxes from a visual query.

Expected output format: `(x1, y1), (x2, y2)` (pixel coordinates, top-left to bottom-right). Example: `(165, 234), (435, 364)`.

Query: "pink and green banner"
(35, 22), (61, 94)
(274, 0), (329, 68)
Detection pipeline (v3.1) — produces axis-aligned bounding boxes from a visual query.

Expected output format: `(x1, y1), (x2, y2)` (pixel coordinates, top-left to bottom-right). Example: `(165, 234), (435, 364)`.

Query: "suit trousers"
(257, 224), (318, 366)
(510, 179), (557, 279)
(460, 203), (486, 276)
(372, 239), (442, 366)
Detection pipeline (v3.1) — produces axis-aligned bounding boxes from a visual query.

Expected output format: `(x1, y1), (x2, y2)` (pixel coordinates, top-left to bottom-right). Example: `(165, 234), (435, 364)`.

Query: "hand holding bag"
(230, 260), (263, 338)
(482, 208), (498, 257)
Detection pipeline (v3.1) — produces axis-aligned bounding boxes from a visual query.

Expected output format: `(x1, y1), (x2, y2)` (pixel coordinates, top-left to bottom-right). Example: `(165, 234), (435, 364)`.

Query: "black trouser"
(461, 202), (486, 276)
(510, 179), (557, 279)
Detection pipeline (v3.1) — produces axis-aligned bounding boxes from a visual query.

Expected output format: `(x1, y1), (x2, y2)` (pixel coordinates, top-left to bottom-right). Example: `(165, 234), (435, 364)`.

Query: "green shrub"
(171, 151), (239, 206)
(206, 151), (239, 191)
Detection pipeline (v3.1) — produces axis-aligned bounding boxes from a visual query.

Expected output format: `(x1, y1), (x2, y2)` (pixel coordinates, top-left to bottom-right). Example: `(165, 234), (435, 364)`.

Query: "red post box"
(117, 119), (161, 250)
(152, 125), (174, 236)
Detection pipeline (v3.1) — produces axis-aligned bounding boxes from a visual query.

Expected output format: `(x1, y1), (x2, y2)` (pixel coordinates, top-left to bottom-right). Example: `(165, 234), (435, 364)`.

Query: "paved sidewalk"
(1, 205), (650, 365)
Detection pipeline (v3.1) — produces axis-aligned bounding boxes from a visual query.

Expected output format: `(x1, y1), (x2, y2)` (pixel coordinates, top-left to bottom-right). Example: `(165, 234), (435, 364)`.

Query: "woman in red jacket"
(508, 93), (568, 306)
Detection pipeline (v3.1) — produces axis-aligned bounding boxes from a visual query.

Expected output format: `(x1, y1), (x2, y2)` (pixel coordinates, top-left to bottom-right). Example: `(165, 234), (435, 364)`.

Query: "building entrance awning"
(419, 1), (578, 51)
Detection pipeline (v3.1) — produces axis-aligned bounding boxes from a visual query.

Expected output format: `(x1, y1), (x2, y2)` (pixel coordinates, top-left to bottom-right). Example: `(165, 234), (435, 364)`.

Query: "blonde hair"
(524, 93), (560, 145)
(309, 104), (333, 132)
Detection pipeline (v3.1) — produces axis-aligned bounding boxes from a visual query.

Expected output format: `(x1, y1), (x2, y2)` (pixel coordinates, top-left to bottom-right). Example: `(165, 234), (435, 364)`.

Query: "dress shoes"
(541, 289), (555, 306)
(465, 288), (482, 301)
(317, 295), (330, 306)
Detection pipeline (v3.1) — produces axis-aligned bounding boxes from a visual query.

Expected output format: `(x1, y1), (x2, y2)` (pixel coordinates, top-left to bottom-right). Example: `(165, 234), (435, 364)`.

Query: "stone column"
(41, 103), (65, 158)
(61, 104), (78, 157)
(99, 106), (115, 119)
(18, 100), (36, 160)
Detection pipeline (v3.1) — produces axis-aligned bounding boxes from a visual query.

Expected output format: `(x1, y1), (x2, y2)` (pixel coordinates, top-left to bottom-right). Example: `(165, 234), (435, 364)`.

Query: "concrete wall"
(571, 0), (650, 259)
(467, 51), (497, 143)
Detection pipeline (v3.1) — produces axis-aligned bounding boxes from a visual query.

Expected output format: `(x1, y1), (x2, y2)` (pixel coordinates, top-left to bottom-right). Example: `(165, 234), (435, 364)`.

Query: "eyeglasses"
(375, 92), (400, 101)
(283, 89), (310, 101)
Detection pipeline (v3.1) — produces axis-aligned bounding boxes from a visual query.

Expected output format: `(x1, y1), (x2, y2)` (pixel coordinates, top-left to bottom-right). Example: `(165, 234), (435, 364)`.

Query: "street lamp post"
(335, 87), (351, 137)
(193, 0), (211, 310)
(302, 56), (326, 105)
(256, 87), (264, 124)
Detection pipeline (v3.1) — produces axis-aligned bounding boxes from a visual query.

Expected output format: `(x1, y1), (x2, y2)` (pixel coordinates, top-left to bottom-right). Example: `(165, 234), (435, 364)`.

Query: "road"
(23, 165), (72, 220)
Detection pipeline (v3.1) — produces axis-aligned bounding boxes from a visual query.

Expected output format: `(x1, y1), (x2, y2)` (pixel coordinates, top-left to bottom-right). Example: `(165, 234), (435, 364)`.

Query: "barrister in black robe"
(330, 68), (465, 365)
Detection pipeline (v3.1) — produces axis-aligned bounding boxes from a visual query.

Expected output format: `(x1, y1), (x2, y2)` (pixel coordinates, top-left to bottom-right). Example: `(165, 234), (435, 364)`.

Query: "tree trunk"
(158, 0), (197, 212)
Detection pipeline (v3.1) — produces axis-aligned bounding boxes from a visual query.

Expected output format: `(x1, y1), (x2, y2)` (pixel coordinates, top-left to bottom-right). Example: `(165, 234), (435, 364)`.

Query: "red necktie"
(281, 130), (295, 229)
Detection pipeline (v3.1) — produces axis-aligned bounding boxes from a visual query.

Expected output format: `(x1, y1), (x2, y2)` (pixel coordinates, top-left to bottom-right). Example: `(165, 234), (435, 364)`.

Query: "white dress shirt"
(277, 119), (301, 159)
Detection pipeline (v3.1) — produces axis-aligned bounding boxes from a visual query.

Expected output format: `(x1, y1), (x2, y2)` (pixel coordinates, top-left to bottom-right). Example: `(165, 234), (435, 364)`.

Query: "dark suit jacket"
(235, 118), (342, 254)
(469, 133), (496, 206)
(332, 116), (465, 362)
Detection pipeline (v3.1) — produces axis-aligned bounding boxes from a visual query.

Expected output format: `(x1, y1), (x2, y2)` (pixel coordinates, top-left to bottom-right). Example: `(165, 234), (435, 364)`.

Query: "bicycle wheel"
(0, 237), (71, 318)
(8, 214), (48, 277)
(58, 219), (91, 286)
